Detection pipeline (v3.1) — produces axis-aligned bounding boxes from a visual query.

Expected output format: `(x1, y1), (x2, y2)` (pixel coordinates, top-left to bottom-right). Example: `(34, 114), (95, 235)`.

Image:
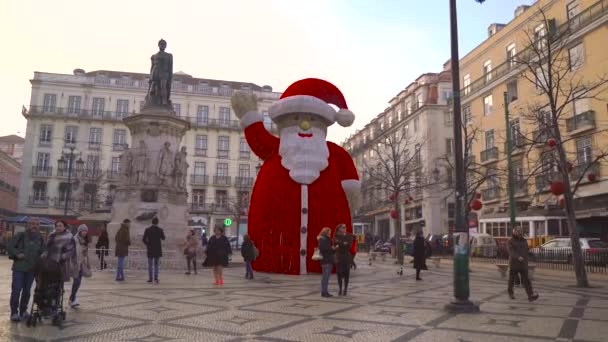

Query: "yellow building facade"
(460, 0), (608, 240)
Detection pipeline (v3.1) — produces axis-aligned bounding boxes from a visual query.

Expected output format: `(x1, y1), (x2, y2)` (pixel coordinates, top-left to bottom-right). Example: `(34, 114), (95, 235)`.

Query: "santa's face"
(277, 113), (330, 185)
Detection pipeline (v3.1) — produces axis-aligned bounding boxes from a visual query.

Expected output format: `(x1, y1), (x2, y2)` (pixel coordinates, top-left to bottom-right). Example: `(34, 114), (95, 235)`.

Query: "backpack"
(8, 233), (43, 260)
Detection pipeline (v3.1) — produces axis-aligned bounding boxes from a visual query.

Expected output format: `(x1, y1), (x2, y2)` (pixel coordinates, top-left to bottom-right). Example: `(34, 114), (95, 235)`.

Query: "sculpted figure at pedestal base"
(174, 146), (188, 190)
(134, 140), (148, 185)
(119, 145), (133, 186)
(157, 141), (174, 186)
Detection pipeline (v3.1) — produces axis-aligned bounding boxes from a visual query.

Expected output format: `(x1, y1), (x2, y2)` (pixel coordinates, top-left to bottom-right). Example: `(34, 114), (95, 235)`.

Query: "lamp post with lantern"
(57, 147), (84, 218)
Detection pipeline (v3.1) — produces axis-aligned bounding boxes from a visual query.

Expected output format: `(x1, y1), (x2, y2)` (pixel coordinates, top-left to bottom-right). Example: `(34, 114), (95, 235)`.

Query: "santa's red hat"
(269, 78), (355, 127)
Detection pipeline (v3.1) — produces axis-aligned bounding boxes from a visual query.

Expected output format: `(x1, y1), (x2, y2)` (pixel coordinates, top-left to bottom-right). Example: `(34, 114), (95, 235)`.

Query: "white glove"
(231, 92), (259, 119)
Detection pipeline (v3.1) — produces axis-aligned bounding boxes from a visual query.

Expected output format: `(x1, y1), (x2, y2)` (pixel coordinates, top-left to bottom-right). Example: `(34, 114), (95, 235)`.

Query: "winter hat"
(77, 224), (89, 233)
(269, 78), (355, 127)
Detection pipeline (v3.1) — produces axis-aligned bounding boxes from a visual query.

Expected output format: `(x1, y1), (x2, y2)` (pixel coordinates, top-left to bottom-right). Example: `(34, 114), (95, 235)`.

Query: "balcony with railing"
(213, 175), (231, 186)
(22, 105), (132, 122)
(190, 174), (209, 185)
(235, 177), (254, 188)
(29, 196), (49, 207)
(503, 135), (526, 155)
(82, 168), (102, 179)
(53, 197), (80, 209)
(107, 170), (120, 181)
(535, 171), (561, 192)
(88, 142), (102, 150)
(566, 110), (595, 135)
(571, 162), (601, 182)
(482, 186), (501, 201)
(112, 143), (127, 151)
(514, 179), (528, 197)
(194, 148), (207, 157)
(190, 202), (213, 213)
(32, 166), (52, 177)
(461, 0), (608, 100)
(480, 146), (499, 164)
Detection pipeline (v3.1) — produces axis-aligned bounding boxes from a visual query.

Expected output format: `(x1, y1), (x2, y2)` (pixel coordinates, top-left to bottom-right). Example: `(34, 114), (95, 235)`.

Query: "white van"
(470, 233), (497, 257)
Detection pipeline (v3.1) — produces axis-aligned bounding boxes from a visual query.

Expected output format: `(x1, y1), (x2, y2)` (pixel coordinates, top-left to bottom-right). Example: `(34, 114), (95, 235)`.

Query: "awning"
(4, 215), (55, 225)
(78, 212), (111, 222)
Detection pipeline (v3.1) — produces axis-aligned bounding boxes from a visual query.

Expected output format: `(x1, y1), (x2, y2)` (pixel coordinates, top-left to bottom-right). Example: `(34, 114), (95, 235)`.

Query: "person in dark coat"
(317, 227), (335, 298)
(114, 219), (131, 281)
(508, 227), (539, 302)
(333, 224), (354, 296)
(412, 230), (427, 280)
(95, 226), (109, 270)
(240, 234), (256, 279)
(142, 217), (165, 284)
(203, 226), (231, 285)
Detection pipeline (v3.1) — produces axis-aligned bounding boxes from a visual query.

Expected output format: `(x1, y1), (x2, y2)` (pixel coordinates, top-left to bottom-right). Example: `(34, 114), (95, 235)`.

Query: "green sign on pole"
(224, 218), (232, 226)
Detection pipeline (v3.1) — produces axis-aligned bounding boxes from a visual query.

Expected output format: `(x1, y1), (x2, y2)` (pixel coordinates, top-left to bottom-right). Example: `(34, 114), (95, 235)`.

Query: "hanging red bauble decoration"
(588, 173), (597, 182)
(390, 210), (399, 219)
(475, 192), (482, 199)
(566, 162), (574, 172)
(550, 181), (565, 196)
(389, 193), (396, 201)
(408, 196), (413, 201)
(547, 138), (557, 147)
(470, 199), (483, 211)
(404, 199), (409, 205)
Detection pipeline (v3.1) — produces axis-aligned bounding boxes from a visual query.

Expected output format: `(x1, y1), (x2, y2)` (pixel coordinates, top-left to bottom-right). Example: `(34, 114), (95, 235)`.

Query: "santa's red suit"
(240, 78), (359, 275)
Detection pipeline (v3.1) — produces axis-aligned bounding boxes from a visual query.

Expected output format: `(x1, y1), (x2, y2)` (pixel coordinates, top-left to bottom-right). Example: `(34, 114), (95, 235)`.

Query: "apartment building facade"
(343, 67), (454, 240)
(0, 135), (25, 164)
(18, 69), (280, 232)
(460, 0), (608, 239)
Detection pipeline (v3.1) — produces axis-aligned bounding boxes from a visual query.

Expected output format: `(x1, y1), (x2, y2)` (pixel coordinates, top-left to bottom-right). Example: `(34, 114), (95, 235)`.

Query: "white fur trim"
(300, 184), (308, 275)
(336, 109), (355, 127)
(341, 179), (361, 193)
(240, 111), (263, 129)
(269, 95), (336, 125)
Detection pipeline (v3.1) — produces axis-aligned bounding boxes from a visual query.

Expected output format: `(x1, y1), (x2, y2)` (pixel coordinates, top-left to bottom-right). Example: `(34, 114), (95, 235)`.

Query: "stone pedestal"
(108, 106), (191, 252)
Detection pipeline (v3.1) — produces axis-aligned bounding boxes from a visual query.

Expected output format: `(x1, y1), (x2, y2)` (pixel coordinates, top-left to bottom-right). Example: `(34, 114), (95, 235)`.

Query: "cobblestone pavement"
(0, 256), (607, 342)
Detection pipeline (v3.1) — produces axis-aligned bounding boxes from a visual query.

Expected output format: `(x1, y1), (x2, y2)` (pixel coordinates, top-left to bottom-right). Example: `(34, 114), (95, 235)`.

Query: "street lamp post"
(59, 147), (84, 218)
(445, 0), (481, 313)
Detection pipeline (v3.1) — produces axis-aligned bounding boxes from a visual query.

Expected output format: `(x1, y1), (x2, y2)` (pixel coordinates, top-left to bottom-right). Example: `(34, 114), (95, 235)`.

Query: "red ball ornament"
(470, 199), (483, 211)
(550, 181), (565, 196)
(404, 199), (410, 205)
(390, 210), (399, 219)
(475, 192), (482, 199)
(588, 173), (597, 182)
(547, 138), (557, 147)
(408, 196), (413, 201)
(389, 193), (396, 201)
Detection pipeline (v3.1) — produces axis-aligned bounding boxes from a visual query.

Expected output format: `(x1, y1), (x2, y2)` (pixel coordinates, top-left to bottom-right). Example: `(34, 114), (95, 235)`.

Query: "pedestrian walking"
(95, 226), (109, 270)
(45, 220), (77, 284)
(317, 227), (335, 298)
(412, 230), (428, 281)
(7, 217), (45, 322)
(333, 224), (355, 296)
(508, 227), (539, 302)
(203, 226), (232, 285)
(142, 217), (165, 284)
(364, 232), (373, 253)
(241, 234), (256, 279)
(183, 229), (198, 275)
(69, 224), (92, 308)
(114, 219), (131, 281)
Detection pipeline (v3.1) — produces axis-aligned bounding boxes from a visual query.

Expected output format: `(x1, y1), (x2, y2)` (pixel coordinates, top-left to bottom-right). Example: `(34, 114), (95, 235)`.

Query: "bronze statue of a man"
(146, 39), (173, 107)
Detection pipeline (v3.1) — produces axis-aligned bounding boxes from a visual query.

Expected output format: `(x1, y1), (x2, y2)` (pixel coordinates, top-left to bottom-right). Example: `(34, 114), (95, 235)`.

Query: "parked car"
(530, 238), (608, 265)
(469, 233), (497, 258)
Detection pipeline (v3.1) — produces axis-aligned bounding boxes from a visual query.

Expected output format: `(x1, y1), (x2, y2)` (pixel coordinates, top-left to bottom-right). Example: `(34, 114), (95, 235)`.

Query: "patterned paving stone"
(409, 329), (551, 342)
(581, 307), (608, 321)
(243, 299), (356, 316)
(328, 305), (444, 326)
(574, 319), (608, 341)
(438, 313), (565, 338)
(96, 299), (219, 322)
(74, 323), (233, 342)
(480, 301), (574, 318)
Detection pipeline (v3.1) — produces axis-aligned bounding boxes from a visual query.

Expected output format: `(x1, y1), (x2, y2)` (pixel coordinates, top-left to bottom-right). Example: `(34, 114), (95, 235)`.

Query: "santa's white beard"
(279, 126), (329, 184)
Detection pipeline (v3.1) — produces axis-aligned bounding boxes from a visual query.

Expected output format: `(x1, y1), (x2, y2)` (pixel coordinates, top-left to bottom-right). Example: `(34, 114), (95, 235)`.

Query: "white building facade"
(343, 67), (455, 240)
(18, 69), (280, 234)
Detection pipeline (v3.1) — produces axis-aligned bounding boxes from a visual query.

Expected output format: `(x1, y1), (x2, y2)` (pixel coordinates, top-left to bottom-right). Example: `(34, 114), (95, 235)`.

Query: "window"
(573, 94), (589, 115)
(197, 105), (209, 124)
(239, 137), (250, 159)
(216, 163), (229, 177)
(483, 60), (492, 83)
(486, 168), (498, 187)
(68, 96), (81, 114)
(507, 80), (518, 103)
(239, 164), (250, 178)
(567, 1), (579, 20)
(192, 190), (206, 206)
(404, 101), (411, 115)
(64, 126), (78, 145)
(172, 103), (181, 116)
(215, 190), (228, 209)
(534, 24), (546, 50)
(111, 157), (120, 174)
(446, 168), (454, 187)
(448, 203), (455, 218)
(43, 94), (57, 112)
(33, 181), (47, 201)
(397, 109), (403, 121)
(485, 129), (495, 149)
(139, 101), (145, 111)
(89, 128), (102, 147)
(113, 129), (127, 148)
(568, 43), (585, 71)
(219, 107), (231, 126)
(86, 155), (100, 172)
(576, 136), (592, 164)
(194, 161), (206, 175)
(413, 118), (419, 132)
(39, 124), (52, 145)
(416, 94), (424, 108)
(116, 99), (129, 117)
(262, 111), (272, 129)
(483, 95), (493, 115)
(414, 143), (421, 165)
(463, 105), (472, 125)
(238, 191), (250, 207)
(218, 136), (229, 159)
(509, 119), (521, 146)
(463, 74), (471, 95)
(445, 138), (454, 155)
(512, 160), (525, 183)
(37, 152), (50, 169)
(195, 135), (207, 156)
(92, 97), (105, 116)
(444, 111), (453, 126)
(442, 90), (453, 103)
(506, 44), (516, 68)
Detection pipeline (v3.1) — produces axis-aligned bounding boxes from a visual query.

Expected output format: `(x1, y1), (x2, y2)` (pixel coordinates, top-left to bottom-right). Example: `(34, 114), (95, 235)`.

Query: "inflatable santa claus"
(231, 78), (360, 275)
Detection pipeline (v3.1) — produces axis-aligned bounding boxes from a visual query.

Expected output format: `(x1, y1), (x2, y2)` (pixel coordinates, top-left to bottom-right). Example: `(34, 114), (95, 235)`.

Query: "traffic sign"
(224, 218), (232, 226)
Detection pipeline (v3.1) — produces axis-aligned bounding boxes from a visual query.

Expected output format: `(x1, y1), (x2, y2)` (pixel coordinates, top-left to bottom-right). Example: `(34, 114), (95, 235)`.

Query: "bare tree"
(361, 129), (427, 265)
(77, 156), (114, 214)
(511, 10), (608, 287)
(226, 188), (251, 249)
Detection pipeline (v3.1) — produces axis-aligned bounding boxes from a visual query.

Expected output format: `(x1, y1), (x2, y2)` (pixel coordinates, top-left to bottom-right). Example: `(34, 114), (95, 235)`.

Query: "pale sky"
(1, 0), (533, 143)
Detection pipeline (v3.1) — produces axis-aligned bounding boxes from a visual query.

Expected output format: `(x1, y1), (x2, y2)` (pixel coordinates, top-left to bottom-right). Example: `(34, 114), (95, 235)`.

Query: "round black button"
(300, 249), (306, 256)
(301, 226), (307, 234)
(302, 208), (308, 214)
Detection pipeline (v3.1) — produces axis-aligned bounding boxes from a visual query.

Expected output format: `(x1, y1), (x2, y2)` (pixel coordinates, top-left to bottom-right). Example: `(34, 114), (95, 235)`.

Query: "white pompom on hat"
(269, 78), (355, 127)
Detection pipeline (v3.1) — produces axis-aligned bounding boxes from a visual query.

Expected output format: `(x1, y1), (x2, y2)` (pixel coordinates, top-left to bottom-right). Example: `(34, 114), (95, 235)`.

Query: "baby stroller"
(26, 257), (66, 327)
